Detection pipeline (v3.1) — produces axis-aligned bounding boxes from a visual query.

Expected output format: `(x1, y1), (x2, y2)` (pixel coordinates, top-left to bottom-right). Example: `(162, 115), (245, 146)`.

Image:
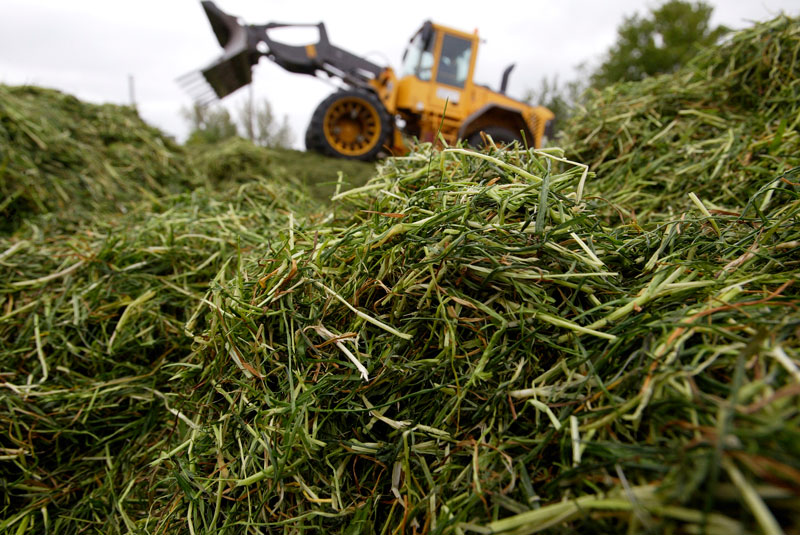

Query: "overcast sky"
(2, 0), (796, 148)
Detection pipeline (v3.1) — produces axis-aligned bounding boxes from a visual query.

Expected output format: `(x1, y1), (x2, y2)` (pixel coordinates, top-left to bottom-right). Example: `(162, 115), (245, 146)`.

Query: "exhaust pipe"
(500, 63), (515, 94)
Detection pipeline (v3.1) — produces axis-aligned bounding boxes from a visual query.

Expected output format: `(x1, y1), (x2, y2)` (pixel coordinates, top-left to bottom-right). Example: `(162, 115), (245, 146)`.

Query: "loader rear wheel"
(467, 126), (523, 148)
(305, 90), (391, 161)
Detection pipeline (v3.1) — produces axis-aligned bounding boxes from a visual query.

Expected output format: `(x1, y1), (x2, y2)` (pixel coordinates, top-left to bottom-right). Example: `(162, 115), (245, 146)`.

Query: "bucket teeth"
(177, 71), (219, 106)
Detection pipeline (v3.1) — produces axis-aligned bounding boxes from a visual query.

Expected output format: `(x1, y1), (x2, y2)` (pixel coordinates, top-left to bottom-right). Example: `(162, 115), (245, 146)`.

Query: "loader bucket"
(200, 48), (253, 99)
(180, 2), (260, 101)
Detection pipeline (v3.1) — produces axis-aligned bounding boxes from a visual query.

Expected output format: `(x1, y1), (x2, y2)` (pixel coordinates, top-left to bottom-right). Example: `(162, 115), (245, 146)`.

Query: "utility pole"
(128, 74), (137, 111)
(248, 82), (255, 142)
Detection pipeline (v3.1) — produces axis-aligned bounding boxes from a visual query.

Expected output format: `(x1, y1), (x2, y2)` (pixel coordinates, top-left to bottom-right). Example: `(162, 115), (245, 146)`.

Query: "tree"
(182, 103), (238, 145)
(236, 97), (294, 149)
(590, 1), (728, 87)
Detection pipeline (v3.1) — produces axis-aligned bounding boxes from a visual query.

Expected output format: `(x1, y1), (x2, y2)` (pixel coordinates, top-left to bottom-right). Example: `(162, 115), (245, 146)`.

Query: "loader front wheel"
(305, 90), (391, 161)
(467, 126), (523, 149)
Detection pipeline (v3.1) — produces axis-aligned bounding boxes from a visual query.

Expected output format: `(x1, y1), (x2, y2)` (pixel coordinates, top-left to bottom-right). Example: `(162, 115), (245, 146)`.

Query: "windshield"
(401, 30), (434, 81)
(436, 34), (472, 88)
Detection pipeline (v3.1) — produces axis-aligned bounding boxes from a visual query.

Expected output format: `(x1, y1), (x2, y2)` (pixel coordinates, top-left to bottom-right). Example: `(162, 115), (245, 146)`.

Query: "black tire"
(304, 123), (325, 154)
(304, 89), (392, 161)
(467, 126), (523, 149)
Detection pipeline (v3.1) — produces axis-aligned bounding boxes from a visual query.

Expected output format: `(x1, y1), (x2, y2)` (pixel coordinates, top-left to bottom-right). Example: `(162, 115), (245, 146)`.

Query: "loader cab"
(390, 20), (553, 151)
(401, 22), (477, 89)
(396, 21), (480, 142)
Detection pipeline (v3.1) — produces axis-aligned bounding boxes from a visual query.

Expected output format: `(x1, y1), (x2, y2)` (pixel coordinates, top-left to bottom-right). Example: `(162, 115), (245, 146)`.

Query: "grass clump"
(187, 137), (276, 184)
(560, 15), (800, 221)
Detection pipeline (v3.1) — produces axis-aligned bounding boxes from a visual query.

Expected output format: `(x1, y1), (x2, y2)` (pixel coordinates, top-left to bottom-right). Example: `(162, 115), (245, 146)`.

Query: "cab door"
(426, 29), (476, 131)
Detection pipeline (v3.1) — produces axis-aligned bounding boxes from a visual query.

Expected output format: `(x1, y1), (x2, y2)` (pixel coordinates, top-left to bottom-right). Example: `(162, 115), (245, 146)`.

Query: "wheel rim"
(323, 96), (381, 156)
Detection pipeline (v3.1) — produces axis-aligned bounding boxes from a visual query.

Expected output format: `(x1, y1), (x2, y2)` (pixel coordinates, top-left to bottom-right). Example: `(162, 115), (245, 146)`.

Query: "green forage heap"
(1, 13), (799, 535)
(560, 15), (800, 222)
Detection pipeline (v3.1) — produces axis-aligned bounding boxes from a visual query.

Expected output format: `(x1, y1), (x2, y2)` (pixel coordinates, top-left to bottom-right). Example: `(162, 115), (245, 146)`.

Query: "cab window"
(436, 34), (472, 88)
(401, 31), (435, 81)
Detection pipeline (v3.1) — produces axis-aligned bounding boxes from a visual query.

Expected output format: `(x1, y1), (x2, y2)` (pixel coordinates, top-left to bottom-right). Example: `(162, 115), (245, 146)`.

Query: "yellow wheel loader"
(182, 1), (554, 160)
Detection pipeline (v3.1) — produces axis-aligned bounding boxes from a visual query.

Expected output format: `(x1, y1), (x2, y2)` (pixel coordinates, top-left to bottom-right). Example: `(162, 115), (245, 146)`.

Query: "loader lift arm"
(183, 1), (383, 102)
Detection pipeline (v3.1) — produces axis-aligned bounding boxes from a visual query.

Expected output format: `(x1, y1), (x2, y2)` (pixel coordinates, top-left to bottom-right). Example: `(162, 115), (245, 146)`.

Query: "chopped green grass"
(1, 14), (799, 535)
(560, 15), (800, 222)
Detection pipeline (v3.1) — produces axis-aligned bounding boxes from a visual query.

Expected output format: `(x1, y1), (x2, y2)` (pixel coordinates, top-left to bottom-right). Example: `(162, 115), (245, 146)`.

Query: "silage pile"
(2, 14), (800, 535)
(560, 15), (800, 221)
(0, 177), (316, 533)
(187, 137), (275, 185)
(143, 146), (798, 534)
(0, 85), (319, 532)
(0, 85), (196, 231)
